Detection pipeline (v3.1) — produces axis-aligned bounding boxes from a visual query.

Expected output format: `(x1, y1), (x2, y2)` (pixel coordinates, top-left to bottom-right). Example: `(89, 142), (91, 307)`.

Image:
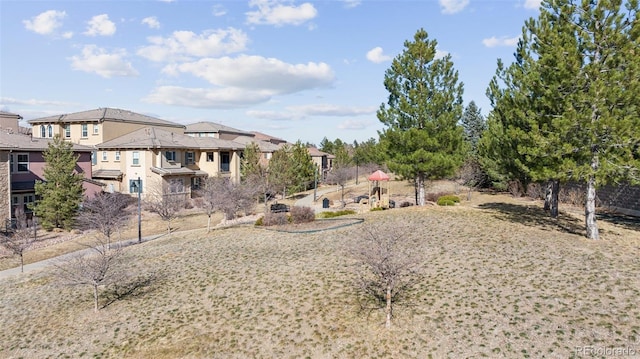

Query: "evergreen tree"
(377, 28), (466, 206)
(288, 141), (315, 193)
(33, 136), (84, 230)
(461, 101), (486, 154)
(484, 0), (640, 239)
(268, 144), (293, 198)
(240, 142), (263, 181)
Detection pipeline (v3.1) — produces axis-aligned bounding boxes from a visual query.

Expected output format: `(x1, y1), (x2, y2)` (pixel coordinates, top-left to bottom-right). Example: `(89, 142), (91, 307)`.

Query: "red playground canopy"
(368, 170), (390, 181)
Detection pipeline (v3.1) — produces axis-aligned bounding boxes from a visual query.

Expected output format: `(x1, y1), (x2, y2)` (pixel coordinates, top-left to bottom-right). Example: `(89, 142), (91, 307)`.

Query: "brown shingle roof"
(97, 127), (244, 150)
(0, 131), (93, 152)
(28, 108), (184, 128)
(185, 121), (253, 136)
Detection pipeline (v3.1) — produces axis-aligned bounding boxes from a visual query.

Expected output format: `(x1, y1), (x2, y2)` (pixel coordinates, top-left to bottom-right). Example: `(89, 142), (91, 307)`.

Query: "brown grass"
(1, 186), (639, 358)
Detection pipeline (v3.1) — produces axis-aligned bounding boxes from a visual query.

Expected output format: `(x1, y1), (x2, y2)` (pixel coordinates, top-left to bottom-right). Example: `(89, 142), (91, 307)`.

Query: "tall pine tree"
(33, 136), (84, 230)
(377, 28), (466, 206)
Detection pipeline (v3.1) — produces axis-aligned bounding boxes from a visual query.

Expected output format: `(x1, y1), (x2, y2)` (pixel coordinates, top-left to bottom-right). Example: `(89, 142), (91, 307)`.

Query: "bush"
(261, 212), (289, 226)
(425, 191), (453, 203)
(370, 207), (383, 211)
(290, 206), (316, 224)
(254, 216), (264, 226)
(437, 195), (460, 206)
(399, 201), (414, 208)
(319, 210), (356, 218)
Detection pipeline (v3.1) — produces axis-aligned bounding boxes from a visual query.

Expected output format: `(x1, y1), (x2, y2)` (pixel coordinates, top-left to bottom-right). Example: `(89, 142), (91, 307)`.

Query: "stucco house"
(185, 121), (254, 140)
(28, 107), (185, 146)
(0, 129), (100, 224)
(94, 127), (244, 197)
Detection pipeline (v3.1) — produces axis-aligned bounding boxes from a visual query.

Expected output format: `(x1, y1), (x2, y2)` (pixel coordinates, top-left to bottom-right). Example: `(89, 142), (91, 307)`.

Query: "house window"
(93, 124), (99, 135)
(185, 151), (195, 164)
(115, 151), (120, 161)
(81, 124), (88, 137)
(102, 151), (107, 161)
(191, 177), (201, 190)
(64, 125), (70, 138)
(91, 151), (97, 165)
(168, 178), (184, 193)
(220, 151), (230, 172)
(129, 179), (142, 194)
(10, 153), (29, 173)
(132, 151), (140, 165)
(165, 151), (176, 162)
(23, 195), (34, 213)
(47, 125), (53, 138)
(206, 152), (214, 162)
(265, 153), (272, 159)
(40, 125), (46, 138)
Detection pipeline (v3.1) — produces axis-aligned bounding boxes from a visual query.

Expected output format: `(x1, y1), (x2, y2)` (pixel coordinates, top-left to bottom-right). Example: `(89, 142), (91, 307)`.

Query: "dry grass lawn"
(1, 182), (639, 358)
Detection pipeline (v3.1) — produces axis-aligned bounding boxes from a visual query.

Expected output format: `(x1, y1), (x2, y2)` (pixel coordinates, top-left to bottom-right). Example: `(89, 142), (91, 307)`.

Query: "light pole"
(136, 177), (141, 243)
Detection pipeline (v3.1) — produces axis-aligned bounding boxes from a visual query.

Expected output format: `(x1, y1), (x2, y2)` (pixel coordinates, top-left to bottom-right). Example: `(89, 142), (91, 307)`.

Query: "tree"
(288, 141), (315, 193)
(0, 208), (36, 272)
(349, 221), (422, 328)
(76, 192), (132, 248)
(197, 176), (256, 230)
(268, 144), (293, 198)
(32, 135), (84, 230)
(325, 166), (355, 206)
(461, 101), (486, 154)
(240, 142), (263, 181)
(55, 238), (125, 312)
(484, 0), (640, 239)
(144, 182), (186, 234)
(377, 28), (466, 206)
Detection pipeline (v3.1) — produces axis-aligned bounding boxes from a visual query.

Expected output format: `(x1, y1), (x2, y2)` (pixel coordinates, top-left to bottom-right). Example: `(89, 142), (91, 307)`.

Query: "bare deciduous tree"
(0, 208), (36, 273)
(54, 238), (125, 312)
(325, 166), (355, 206)
(76, 192), (132, 248)
(456, 158), (488, 201)
(197, 176), (256, 230)
(144, 182), (186, 234)
(349, 221), (423, 328)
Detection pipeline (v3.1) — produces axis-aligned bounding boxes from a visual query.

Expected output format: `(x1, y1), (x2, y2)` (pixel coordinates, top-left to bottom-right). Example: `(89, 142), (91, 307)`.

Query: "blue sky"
(1, 0), (541, 146)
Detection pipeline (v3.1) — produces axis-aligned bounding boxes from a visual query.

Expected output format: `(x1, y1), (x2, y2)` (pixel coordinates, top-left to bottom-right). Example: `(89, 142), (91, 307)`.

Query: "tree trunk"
(207, 215), (211, 233)
(416, 173), (426, 206)
(385, 285), (392, 328)
(544, 181), (552, 211)
(93, 284), (99, 312)
(20, 253), (24, 273)
(585, 174), (599, 240)
(167, 219), (171, 234)
(550, 179), (559, 218)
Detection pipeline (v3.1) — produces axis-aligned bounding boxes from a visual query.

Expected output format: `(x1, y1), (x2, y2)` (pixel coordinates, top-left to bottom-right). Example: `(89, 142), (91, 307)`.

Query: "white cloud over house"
(246, 0), (317, 26)
(137, 28), (248, 62)
(69, 45), (138, 78)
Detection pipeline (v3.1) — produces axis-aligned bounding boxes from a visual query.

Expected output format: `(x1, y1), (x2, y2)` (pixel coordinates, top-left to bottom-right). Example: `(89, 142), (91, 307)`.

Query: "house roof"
(250, 131), (288, 144)
(27, 108), (184, 128)
(150, 167), (208, 177)
(97, 127), (244, 151)
(0, 131), (93, 152)
(307, 146), (336, 158)
(92, 169), (123, 179)
(0, 111), (23, 120)
(185, 121), (253, 136)
(231, 136), (281, 152)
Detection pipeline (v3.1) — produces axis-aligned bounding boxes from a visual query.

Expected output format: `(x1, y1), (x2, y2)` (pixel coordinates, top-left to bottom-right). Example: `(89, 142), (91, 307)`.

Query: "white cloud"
(439, 0), (469, 14)
(70, 45), (138, 78)
(435, 49), (449, 60)
(366, 47), (392, 64)
(212, 4), (227, 16)
(482, 36), (519, 48)
(290, 104), (376, 117)
(246, 110), (303, 121)
(171, 55), (334, 94)
(23, 10), (67, 36)
(144, 86), (272, 108)
(338, 119), (372, 130)
(84, 14), (116, 36)
(142, 16), (160, 29)
(524, 0), (542, 10)
(137, 28), (248, 62)
(342, 0), (361, 8)
(246, 0), (317, 26)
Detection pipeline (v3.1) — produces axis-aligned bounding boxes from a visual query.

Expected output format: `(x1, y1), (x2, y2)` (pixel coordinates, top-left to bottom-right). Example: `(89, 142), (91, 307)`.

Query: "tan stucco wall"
(0, 151), (11, 220)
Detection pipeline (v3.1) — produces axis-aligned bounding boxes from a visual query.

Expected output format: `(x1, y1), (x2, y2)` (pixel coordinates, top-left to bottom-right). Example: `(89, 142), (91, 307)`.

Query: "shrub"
(261, 212), (289, 226)
(527, 183), (545, 200)
(370, 207), (383, 211)
(399, 201), (414, 208)
(437, 195), (460, 206)
(319, 210), (356, 218)
(425, 191), (452, 203)
(290, 206), (316, 224)
(254, 216), (264, 226)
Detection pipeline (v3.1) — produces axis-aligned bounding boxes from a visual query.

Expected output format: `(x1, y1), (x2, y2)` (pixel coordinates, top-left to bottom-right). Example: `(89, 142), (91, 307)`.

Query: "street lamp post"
(136, 177), (141, 243)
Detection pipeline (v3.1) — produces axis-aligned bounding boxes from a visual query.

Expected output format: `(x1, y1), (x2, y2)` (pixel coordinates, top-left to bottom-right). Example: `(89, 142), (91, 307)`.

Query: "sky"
(0, 0), (542, 146)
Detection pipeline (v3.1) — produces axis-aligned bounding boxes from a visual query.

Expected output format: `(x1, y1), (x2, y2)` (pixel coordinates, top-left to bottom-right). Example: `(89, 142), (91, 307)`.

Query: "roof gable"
(28, 108), (184, 128)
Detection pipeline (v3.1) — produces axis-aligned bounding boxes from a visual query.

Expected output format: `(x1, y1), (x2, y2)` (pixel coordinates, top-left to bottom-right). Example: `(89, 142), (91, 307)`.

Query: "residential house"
(250, 131), (289, 147)
(28, 107), (185, 146)
(94, 127), (244, 197)
(185, 121), (254, 140)
(0, 129), (100, 224)
(307, 146), (335, 179)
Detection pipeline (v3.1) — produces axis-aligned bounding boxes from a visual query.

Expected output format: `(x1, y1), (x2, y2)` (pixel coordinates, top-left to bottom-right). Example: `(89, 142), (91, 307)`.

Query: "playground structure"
(367, 170), (391, 209)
